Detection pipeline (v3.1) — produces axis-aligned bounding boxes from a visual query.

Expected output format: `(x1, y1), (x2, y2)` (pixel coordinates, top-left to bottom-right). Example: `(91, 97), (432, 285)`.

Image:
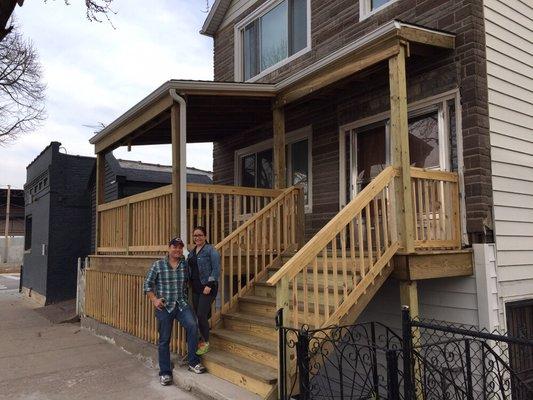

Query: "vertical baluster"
(358, 214), (366, 278)
(373, 197), (382, 258)
(269, 209), (274, 265)
(229, 195), (233, 235)
(262, 215), (266, 272)
(254, 219), (258, 277)
(431, 180), (437, 241)
(221, 246), (225, 309)
(424, 179), (431, 241)
(303, 260), (309, 324)
(246, 227), (250, 287)
(332, 237), (339, 309)
(365, 204), (373, 267)
(238, 232), (242, 295)
(291, 276), (298, 328)
(349, 220), (357, 285)
(313, 257), (320, 327)
(214, 194), (219, 244)
(220, 195), (225, 240)
(283, 196), (288, 249)
(229, 238), (234, 305)
(322, 248), (329, 321)
(412, 180), (418, 242)
(276, 201), (281, 255)
(206, 193), (210, 238)
(382, 189), (390, 249)
(340, 227), (348, 300)
(417, 179), (424, 241)
(437, 181), (445, 240)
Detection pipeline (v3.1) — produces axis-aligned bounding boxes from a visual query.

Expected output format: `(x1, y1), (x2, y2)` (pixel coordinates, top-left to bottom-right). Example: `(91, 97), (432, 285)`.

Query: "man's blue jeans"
(155, 305), (200, 375)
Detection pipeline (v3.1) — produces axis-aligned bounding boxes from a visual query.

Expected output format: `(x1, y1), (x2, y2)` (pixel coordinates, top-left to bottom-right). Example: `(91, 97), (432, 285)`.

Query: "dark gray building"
(23, 142), (213, 304)
(22, 142), (95, 305)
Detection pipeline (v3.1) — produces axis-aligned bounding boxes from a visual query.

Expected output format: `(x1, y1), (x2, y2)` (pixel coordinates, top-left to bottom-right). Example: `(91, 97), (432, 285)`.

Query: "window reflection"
(408, 112), (439, 169)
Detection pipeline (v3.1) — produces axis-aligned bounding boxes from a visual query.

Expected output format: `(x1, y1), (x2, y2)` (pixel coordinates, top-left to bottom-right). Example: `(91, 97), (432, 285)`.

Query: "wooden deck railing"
(410, 167), (461, 250)
(97, 184), (283, 255)
(84, 268), (187, 356)
(86, 186), (304, 354)
(267, 166), (400, 329)
(210, 186), (304, 326)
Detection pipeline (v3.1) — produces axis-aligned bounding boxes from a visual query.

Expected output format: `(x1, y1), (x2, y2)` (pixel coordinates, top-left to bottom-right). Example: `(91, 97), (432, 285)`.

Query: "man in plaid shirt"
(144, 237), (206, 385)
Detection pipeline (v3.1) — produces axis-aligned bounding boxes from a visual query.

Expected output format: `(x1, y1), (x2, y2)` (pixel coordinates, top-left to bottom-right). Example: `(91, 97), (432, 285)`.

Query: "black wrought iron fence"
(277, 307), (533, 400)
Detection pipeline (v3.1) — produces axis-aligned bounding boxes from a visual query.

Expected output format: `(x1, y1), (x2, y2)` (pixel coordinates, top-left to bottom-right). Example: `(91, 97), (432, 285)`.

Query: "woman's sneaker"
(188, 363), (206, 374)
(160, 374), (173, 386)
(196, 342), (210, 355)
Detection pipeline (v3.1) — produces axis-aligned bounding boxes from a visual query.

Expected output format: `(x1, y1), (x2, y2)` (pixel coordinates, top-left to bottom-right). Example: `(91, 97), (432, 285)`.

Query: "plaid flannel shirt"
(143, 256), (189, 313)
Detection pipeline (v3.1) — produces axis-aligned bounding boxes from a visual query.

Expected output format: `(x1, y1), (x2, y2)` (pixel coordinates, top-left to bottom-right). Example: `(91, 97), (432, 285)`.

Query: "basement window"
(237, 0), (310, 81)
(359, 0), (398, 21)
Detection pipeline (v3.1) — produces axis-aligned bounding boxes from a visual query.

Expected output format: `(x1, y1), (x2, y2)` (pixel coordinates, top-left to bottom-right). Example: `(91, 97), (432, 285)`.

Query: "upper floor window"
(359, 0), (397, 21)
(237, 0), (310, 81)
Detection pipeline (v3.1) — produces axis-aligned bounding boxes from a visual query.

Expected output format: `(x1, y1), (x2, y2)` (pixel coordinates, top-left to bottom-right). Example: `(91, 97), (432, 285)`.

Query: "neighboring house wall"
(484, 0), (533, 324)
(22, 142), (95, 304)
(212, 0), (493, 243)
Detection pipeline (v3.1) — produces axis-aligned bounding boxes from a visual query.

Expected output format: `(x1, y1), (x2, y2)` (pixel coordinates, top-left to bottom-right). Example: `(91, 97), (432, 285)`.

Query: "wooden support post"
(273, 106), (286, 189)
(3, 185), (10, 263)
(389, 45), (415, 253)
(171, 103), (181, 237)
(95, 153), (105, 254)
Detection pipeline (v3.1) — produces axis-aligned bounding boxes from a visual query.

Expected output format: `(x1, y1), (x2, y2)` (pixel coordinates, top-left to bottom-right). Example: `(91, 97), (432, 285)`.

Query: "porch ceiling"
(90, 21), (455, 154)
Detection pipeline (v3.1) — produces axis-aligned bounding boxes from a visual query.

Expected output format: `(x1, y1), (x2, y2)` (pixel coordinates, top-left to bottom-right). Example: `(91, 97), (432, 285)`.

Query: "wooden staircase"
(202, 167), (400, 398)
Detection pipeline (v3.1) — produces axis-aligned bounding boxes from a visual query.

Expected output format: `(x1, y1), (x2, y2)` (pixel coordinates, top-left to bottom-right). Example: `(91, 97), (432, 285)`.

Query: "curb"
(81, 316), (261, 400)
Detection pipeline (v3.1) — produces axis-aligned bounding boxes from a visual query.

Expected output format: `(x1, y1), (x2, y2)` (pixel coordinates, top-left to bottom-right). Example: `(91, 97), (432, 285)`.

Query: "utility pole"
(3, 185), (10, 263)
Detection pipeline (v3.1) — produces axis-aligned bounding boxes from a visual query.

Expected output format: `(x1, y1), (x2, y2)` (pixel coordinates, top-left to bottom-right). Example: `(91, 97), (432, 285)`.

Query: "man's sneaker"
(196, 341), (210, 355)
(160, 374), (173, 386)
(188, 363), (206, 374)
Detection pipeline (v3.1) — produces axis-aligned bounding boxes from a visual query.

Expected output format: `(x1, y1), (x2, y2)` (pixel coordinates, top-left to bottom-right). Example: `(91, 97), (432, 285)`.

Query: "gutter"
(169, 89), (188, 247)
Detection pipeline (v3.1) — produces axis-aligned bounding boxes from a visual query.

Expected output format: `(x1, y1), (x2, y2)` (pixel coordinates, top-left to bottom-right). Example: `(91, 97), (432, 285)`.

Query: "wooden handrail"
(267, 166), (398, 286)
(214, 186), (298, 251)
(410, 167), (458, 182)
(97, 183), (283, 212)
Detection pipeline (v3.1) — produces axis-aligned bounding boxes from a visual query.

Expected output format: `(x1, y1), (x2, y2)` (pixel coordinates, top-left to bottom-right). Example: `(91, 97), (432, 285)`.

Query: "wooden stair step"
(223, 311), (276, 327)
(211, 328), (277, 355)
(240, 294), (335, 317)
(203, 349), (278, 396)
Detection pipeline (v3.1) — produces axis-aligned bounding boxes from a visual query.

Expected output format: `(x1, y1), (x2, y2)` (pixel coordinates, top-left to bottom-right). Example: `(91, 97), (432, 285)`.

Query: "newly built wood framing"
(84, 18), (482, 399)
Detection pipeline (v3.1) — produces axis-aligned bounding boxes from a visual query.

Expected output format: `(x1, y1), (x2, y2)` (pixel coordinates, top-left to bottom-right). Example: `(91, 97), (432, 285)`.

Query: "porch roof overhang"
(90, 21), (454, 154)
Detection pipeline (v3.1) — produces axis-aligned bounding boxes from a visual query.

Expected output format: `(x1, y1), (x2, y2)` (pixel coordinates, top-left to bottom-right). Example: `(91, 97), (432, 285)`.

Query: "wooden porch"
(82, 22), (473, 399)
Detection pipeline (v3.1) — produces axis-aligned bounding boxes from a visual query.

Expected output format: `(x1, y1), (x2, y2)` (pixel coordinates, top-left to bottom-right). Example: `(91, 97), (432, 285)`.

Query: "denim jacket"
(188, 243), (221, 286)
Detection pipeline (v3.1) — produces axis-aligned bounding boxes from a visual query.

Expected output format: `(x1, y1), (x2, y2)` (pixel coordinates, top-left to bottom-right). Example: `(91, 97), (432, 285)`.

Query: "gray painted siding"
(484, 0), (533, 310)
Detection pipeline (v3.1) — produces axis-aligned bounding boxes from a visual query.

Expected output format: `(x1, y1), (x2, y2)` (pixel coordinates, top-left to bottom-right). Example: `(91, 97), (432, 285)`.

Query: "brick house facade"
(208, 0), (493, 244)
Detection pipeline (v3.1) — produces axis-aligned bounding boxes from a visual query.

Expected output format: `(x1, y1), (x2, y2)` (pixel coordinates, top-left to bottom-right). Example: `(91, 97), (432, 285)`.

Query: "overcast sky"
(0, 0), (214, 189)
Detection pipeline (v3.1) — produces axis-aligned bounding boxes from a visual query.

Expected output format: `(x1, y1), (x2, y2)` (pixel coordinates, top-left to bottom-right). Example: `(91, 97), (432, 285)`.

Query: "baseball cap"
(168, 237), (185, 247)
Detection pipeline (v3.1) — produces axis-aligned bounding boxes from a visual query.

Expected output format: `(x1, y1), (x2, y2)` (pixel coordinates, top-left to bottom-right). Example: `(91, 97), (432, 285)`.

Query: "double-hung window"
(240, 0), (309, 81)
(236, 127), (313, 211)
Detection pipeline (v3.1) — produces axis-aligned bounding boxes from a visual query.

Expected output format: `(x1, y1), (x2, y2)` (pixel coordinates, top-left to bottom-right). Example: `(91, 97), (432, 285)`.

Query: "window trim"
(359, 0), (400, 22)
(234, 0), (312, 82)
(234, 125), (313, 212)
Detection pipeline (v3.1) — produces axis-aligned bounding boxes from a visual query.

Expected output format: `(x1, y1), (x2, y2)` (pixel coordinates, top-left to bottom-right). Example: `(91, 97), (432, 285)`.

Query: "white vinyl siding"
(221, 0), (255, 30)
(484, 0), (533, 314)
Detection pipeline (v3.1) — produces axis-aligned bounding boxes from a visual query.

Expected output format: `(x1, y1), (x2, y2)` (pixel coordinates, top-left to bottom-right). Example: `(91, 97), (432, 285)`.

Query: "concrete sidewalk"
(0, 288), (199, 400)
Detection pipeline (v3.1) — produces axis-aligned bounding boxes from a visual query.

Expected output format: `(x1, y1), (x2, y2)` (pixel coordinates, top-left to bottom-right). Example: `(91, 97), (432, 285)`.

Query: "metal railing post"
(297, 327), (310, 400)
(402, 306), (414, 400)
(276, 308), (286, 400)
(465, 339), (474, 400)
(386, 350), (400, 400)
(371, 322), (380, 398)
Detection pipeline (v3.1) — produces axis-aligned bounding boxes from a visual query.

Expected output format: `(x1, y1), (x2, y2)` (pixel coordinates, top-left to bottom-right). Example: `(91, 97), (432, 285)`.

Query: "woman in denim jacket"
(187, 226), (220, 355)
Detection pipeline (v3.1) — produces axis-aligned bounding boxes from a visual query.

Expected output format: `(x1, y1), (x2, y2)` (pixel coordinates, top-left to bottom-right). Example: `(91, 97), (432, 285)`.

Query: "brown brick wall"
(211, 0), (492, 243)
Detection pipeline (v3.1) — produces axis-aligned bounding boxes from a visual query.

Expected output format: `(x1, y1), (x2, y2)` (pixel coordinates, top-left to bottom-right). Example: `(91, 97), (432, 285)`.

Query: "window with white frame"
(236, 127), (313, 210)
(359, 0), (398, 21)
(237, 0), (310, 81)
(339, 95), (456, 207)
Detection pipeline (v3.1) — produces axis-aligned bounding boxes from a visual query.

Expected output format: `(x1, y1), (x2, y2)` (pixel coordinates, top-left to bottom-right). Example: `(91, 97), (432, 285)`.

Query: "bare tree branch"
(0, 26), (46, 145)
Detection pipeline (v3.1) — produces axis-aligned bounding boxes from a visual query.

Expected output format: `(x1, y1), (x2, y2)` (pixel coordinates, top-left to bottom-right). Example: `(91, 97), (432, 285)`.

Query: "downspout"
(169, 89), (188, 249)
